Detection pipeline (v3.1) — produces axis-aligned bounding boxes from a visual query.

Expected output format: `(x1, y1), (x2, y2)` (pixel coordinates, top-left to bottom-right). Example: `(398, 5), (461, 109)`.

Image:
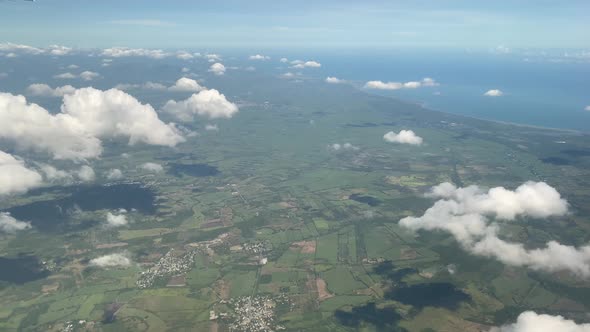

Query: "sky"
(0, 0), (589, 50)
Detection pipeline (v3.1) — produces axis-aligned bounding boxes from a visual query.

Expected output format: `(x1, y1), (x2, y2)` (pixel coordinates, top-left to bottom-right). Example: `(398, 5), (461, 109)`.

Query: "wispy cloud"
(107, 19), (176, 27)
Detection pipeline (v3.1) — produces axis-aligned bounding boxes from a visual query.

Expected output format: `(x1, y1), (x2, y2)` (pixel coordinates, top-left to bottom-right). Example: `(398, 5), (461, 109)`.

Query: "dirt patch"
(42, 282), (60, 293)
(400, 248), (418, 260)
(214, 280), (230, 300)
(316, 278), (334, 301)
(96, 242), (128, 249)
(278, 201), (297, 209)
(290, 240), (316, 254)
(167, 275), (186, 287)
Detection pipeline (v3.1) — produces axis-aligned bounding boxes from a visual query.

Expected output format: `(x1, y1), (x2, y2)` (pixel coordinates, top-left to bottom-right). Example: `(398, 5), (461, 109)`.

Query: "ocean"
(277, 49), (590, 132)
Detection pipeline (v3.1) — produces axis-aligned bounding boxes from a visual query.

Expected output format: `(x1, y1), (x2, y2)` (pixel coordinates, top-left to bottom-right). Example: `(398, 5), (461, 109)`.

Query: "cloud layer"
(383, 130), (423, 145)
(399, 182), (590, 277)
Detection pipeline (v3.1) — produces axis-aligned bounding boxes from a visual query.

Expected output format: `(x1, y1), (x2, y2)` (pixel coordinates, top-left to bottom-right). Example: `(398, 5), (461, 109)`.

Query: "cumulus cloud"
(53, 71), (99, 81)
(280, 57), (288, 63)
(38, 164), (73, 182)
(105, 211), (128, 227)
(383, 130), (423, 145)
(105, 168), (123, 180)
(0, 89), (184, 160)
(115, 82), (167, 91)
(101, 47), (169, 59)
(484, 89), (504, 97)
(205, 54), (221, 61)
(325, 77), (346, 84)
(329, 143), (359, 151)
(54, 72), (77, 79)
(249, 54), (270, 60)
(163, 89), (238, 121)
(0, 150), (43, 195)
(176, 51), (194, 60)
(48, 45), (72, 56)
(0, 212), (31, 233)
(140, 162), (164, 173)
(0, 42), (44, 55)
(26, 83), (76, 97)
(205, 124), (219, 131)
(584, 106), (590, 111)
(77, 165), (95, 182)
(89, 253), (131, 267)
(399, 182), (590, 277)
(291, 60), (321, 68)
(365, 78), (439, 90)
(209, 62), (226, 75)
(67, 64), (79, 69)
(168, 77), (205, 92)
(79, 71), (100, 81)
(490, 311), (590, 332)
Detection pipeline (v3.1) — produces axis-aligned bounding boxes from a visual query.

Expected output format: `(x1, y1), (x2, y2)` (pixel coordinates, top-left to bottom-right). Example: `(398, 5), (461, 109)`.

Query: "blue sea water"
(279, 49), (590, 132)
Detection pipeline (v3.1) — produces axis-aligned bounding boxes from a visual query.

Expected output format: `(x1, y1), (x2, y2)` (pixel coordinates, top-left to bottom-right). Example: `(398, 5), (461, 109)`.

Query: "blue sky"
(0, 0), (589, 49)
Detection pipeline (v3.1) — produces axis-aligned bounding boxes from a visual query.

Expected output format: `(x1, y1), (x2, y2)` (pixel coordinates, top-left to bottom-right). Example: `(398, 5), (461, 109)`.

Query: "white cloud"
(280, 57), (288, 63)
(53, 71), (100, 81)
(365, 78), (439, 90)
(26, 84), (76, 97)
(140, 162), (164, 173)
(325, 77), (345, 84)
(330, 143), (359, 151)
(163, 89), (238, 121)
(5, 53), (17, 58)
(0, 42), (44, 55)
(67, 64), (79, 69)
(205, 54), (221, 61)
(205, 124), (219, 131)
(101, 47), (169, 59)
(403, 81), (422, 88)
(105, 211), (128, 227)
(490, 311), (590, 332)
(422, 77), (439, 86)
(0, 150), (43, 195)
(105, 168), (123, 180)
(383, 130), (423, 145)
(484, 89), (504, 97)
(0, 89), (184, 160)
(292, 60), (321, 68)
(281, 72), (296, 78)
(249, 54), (270, 60)
(399, 182), (590, 277)
(54, 72), (77, 79)
(77, 165), (96, 182)
(584, 105), (590, 111)
(209, 62), (226, 75)
(61, 88), (185, 150)
(89, 253), (131, 267)
(168, 77), (205, 92)
(48, 45), (72, 56)
(38, 164), (73, 182)
(176, 51), (194, 60)
(0, 72), (7, 79)
(115, 82), (167, 91)
(0, 212), (31, 233)
(79, 71), (100, 81)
